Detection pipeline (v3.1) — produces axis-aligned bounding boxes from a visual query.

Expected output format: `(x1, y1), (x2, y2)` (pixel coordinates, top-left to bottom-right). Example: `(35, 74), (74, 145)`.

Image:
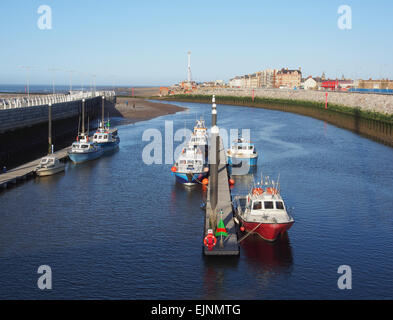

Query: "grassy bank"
(162, 94), (393, 147)
(164, 94), (393, 123)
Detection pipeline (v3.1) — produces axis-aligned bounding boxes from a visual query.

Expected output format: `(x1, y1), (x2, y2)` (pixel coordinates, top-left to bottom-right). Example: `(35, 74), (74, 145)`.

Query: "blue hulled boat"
(172, 143), (209, 186)
(227, 137), (258, 175)
(93, 120), (120, 153)
(68, 133), (104, 164)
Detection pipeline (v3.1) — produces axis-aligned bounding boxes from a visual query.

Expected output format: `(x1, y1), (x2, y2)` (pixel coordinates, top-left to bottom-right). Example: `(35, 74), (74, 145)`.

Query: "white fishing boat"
(171, 143), (209, 186)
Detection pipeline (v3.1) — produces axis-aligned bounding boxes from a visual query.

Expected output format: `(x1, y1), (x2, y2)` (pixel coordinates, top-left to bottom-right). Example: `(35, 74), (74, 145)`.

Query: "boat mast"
(48, 103), (52, 154)
(101, 96), (105, 127)
(82, 98), (85, 135)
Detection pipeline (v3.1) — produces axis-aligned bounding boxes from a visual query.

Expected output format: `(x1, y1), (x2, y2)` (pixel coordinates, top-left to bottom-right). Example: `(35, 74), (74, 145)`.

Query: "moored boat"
(35, 155), (65, 176)
(227, 137), (258, 175)
(93, 120), (120, 152)
(68, 133), (104, 164)
(234, 176), (294, 241)
(171, 143), (209, 186)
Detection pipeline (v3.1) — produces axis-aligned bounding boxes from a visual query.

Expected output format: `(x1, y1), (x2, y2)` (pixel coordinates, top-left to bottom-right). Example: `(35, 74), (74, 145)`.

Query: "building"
(229, 76), (244, 88)
(357, 79), (393, 90)
(275, 68), (302, 89)
(303, 77), (317, 90)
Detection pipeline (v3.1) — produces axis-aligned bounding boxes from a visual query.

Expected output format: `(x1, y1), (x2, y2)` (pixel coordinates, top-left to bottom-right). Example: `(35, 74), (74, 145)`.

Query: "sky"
(0, 0), (392, 86)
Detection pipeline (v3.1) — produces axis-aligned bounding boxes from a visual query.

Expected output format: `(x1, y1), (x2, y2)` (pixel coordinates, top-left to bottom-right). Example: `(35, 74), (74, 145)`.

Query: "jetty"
(0, 147), (70, 189)
(203, 96), (239, 256)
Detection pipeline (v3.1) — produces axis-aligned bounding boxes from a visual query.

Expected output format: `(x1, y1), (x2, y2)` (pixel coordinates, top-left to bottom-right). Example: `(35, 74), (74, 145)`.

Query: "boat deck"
(0, 147), (70, 189)
(204, 137), (240, 256)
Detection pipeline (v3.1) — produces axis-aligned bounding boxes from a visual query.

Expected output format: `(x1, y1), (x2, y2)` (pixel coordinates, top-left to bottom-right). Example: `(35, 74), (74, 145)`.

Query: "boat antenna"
(87, 115), (89, 136)
(277, 173), (281, 194)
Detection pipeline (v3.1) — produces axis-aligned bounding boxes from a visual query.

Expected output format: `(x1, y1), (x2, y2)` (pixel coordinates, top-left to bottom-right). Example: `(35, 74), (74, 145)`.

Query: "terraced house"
(275, 68), (302, 89)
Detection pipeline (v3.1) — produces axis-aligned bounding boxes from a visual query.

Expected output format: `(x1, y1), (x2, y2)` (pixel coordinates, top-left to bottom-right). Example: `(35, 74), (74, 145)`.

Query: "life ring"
(252, 187), (264, 195)
(203, 234), (217, 250)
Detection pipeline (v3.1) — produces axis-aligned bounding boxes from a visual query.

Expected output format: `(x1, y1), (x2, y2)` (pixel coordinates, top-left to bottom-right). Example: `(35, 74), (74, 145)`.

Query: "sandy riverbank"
(111, 97), (186, 123)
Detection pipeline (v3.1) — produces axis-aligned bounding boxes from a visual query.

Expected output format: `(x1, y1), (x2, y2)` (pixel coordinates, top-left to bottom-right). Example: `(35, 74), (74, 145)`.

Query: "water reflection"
(241, 232), (293, 271)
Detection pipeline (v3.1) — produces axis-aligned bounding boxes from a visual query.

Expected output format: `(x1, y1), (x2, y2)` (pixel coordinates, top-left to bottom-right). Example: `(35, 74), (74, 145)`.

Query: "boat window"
(276, 201), (284, 209)
(187, 160), (194, 164)
(195, 160), (202, 165)
(249, 146), (253, 150)
(264, 201), (274, 209)
(48, 159), (54, 163)
(81, 144), (88, 149)
(94, 135), (97, 139)
(253, 201), (262, 210)
(104, 135), (108, 139)
(180, 160), (186, 164)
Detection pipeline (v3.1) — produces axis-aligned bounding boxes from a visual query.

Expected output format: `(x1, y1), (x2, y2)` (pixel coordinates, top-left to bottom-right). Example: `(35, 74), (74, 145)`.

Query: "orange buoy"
(202, 178), (209, 185)
(252, 187), (264, 195)
(240, 226), (245, 232)
(229, 178), (235, 185)
(171, 166), (177, 173)
(266, 187), (277, 194)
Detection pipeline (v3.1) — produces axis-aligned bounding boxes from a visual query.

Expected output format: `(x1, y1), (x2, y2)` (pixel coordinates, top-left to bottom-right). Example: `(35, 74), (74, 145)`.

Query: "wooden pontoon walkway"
(204, 137), (239, 256)
(0, 147), (70, 189)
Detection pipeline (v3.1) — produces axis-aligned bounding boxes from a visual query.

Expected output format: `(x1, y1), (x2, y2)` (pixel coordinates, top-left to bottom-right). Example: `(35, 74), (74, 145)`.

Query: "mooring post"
(82, 99), (85, 134)
(48, 103), (52, 154)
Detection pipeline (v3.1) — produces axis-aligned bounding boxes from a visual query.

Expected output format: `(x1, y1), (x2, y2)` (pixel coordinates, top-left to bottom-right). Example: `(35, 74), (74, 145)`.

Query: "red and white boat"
(234, 177), (294, 242)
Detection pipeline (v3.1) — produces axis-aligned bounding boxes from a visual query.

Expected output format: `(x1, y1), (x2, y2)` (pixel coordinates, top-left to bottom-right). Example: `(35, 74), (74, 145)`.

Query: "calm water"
(0, 101), (392, 299)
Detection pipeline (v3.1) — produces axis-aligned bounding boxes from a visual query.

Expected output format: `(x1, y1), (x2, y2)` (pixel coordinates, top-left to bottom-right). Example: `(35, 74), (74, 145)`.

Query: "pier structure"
(0, 91), (115, 133)
(204, 95), (239, 256)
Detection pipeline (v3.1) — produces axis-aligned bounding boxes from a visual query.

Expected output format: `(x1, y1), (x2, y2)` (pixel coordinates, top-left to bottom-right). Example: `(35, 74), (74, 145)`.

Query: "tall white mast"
(187, 51), (192, 83)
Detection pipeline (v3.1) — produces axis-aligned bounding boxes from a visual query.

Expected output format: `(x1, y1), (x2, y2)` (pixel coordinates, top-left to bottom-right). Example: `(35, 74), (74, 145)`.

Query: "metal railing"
(0, 90), (116, 110)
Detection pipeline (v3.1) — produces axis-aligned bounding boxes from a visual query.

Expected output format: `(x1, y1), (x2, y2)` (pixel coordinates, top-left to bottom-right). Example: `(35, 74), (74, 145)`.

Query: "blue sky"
(0, 0), (392, 86)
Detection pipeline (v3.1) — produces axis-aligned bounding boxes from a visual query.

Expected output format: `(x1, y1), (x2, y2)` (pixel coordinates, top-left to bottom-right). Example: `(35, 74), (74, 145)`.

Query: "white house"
(304, 77), (317, 90)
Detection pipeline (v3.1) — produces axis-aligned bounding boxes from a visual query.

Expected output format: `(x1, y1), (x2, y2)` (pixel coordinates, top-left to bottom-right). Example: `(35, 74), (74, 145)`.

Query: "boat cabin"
(38, 156), (58, 168)
(230, 138), (256, 155)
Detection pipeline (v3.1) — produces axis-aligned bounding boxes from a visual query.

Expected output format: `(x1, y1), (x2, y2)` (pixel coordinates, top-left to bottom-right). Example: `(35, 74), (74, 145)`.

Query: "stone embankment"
(194, 88), (393, 115)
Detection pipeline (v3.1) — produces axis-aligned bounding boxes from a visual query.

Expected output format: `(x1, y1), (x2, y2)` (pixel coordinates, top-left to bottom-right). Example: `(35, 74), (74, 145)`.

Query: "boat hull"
(36, 165), (65, 177)
(96, 139), (120, 153)
(228, 154), (258, 175)
(68, 149), (104, 164)
(228, 155), (258, 166)
(240, 219), (294, 242)
(174, 171), (208, 186)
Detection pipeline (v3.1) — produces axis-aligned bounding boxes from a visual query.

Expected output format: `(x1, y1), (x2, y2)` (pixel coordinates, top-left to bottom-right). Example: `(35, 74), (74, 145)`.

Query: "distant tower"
(187, 51), (192, 83)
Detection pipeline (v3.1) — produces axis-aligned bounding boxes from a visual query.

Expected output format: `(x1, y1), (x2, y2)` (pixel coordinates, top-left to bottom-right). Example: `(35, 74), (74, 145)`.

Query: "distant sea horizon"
(0, 84), (162, 94)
